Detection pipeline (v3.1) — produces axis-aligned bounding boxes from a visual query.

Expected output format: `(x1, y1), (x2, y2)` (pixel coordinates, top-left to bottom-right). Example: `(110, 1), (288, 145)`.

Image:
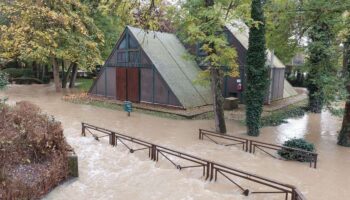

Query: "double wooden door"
(116, 68), (139, 102)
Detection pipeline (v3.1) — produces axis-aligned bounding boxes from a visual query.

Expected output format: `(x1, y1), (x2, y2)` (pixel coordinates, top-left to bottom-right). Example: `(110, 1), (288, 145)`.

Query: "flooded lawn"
(1, 84), (349, 200)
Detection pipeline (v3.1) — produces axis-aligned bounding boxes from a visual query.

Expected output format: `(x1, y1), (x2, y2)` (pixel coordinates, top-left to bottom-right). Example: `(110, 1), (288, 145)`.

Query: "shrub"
(2, 68), (34, 78)
(0, 71), (8, 90)
(0, 101), (69, 199)
(42, 76), (51, 84)
(278, 138), (315, 162)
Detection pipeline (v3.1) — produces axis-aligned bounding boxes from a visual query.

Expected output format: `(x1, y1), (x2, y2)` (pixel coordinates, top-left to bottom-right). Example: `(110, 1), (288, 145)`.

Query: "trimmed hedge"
(278, 138), (315, 162)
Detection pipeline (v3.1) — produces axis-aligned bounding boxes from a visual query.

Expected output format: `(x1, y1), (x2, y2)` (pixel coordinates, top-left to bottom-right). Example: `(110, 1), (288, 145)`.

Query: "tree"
(338, 11), (350, 147)
(0, 0), (103, 91)
(264, 0), (301, 63)
(245, 0), (269, 136)
(177, 0), (247, 133)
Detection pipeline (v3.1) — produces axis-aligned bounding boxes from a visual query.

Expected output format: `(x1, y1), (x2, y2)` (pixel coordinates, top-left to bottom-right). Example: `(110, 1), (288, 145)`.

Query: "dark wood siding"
(106, 67), (116, 98)
(154, 70), (168, 104)
(126, 68), (140, 102)
(116, 68), (127, 101)
(140, 68), (153, 103)
(270, 68), (285, 101)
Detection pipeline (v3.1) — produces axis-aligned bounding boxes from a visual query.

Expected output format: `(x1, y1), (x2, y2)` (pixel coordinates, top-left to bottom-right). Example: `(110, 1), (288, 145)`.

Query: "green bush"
(278, 138), (315, 162)
(2, 68), (34, 78)
(42, 76), (51, 84)
(0, 71), (9, 90)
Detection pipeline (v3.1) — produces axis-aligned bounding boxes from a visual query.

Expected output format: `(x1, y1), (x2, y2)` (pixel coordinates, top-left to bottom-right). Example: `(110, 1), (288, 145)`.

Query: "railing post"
(249, 141), (252, 153)
(246, 140), (249, 152)
(210, 162), (214, 181)
(206, 162), (210, 180)
(82, 123), (86, 136)
(199, 129), (202, 140)
(314, 154), (318, 169)
(291, 188), (296, 200)
(110, 132), (116, 146)
(151, 145), (156, 161)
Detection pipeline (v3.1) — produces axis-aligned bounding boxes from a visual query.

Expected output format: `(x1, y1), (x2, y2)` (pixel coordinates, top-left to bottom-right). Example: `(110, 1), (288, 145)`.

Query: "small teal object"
(124, 101), (132, 116)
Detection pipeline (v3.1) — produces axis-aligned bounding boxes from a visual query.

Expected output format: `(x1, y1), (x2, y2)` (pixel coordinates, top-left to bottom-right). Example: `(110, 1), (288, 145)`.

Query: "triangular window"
(118, 36), (127, 49)
(129, 35), (138, 49)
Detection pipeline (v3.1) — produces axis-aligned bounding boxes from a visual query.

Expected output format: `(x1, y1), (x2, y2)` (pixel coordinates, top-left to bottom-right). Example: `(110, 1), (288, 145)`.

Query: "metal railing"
(199, 129), (318, 169)
(250, 140), (318, 169)
(81, 122), (306, 200)
(199, 129), (249, 152)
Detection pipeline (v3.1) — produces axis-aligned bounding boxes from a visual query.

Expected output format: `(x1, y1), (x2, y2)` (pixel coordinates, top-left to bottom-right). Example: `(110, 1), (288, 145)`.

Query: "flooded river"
(1, 84), (349, 200)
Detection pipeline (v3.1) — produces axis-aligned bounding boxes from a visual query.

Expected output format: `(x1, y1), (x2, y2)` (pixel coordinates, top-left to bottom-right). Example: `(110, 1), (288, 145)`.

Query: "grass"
(76, 78), (93, 92)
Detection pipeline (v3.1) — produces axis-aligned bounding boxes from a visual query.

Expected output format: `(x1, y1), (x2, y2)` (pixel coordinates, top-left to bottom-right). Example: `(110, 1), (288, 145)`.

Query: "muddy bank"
(1, 84), (349, 200)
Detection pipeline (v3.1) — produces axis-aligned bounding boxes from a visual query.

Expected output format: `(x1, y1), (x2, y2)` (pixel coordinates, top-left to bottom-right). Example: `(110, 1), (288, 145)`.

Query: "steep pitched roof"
(127, 26), (212, 108)
(226, 21), (297, 98)
(226, 21), (285, 69)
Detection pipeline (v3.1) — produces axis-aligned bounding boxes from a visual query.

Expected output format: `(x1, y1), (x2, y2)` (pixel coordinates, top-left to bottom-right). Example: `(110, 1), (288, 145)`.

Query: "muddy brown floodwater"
(1, 84), (349, 200)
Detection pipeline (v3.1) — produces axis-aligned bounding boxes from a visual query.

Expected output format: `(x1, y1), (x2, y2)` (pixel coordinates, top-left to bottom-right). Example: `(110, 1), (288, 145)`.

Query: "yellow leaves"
(201, 44), (213, 54)
(229, 70), (240, 78)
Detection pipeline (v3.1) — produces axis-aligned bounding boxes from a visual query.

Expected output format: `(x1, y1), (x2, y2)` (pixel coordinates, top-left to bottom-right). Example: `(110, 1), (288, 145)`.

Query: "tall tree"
(0, 0), (103, 92)
(338, 11), (350, 147)
(177, 0), (246, 133)
(245, 0), (269, 136)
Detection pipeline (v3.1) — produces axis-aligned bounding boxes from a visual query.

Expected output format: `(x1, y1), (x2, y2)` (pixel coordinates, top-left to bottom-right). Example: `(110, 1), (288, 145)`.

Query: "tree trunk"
(245, 0), (268, 137)
(203, 0), (226, 134)
(51, 57), (61, 92)
(338, 39), (350, 147)
(61, 61), (72, 88)
(69, 63), (78, 88)
(210, 68), (227, 134)
(307, 69), (324, 113)
(307, 22), (332, 113)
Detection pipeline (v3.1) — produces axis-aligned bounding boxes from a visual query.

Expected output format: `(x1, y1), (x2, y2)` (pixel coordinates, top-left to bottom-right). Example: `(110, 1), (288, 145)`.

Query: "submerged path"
(1, 84), (349, 200)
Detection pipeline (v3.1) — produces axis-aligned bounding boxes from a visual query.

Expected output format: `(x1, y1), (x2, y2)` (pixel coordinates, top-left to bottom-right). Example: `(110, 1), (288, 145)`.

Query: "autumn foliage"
(0, 101), (69, 199)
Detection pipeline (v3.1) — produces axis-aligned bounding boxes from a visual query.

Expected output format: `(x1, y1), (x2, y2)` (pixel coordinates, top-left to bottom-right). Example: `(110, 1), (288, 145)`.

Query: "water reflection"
(276, 115), (309, 142)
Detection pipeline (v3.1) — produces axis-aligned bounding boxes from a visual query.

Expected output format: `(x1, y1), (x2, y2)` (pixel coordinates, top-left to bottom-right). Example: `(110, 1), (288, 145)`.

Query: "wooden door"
(116, 68), (127, 101)
(126, 68), (139, 102)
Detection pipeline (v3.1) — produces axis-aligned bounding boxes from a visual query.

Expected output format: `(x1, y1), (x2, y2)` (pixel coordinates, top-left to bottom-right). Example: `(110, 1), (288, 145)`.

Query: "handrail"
(199, 129), (249, 151)
(199, 129), (318, 169)
(81, 122), (306, 200)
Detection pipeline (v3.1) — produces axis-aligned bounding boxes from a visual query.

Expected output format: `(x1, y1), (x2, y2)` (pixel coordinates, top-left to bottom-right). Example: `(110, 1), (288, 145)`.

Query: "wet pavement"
(1, 84), (349, 200)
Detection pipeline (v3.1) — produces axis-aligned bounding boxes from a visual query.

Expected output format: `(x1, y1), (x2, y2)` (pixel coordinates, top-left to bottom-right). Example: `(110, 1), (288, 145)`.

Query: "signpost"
(124, 101), (132, 116)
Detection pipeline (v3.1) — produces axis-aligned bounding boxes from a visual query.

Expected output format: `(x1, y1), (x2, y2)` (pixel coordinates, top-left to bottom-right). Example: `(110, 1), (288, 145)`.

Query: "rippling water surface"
(1, 84), (349, 200)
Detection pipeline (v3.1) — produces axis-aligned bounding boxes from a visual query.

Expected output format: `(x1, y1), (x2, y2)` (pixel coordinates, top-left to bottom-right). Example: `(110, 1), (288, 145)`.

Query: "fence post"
(199, 129), (202, 140)
(314, 154), (318, 169)
(110, 132), (116, 146)
(82, 123), (86, 136)
(249, 141), (252, 153)
(210, 162), (214, 181)
(151, 145), (156, 161)
(291, 188), (296, 200)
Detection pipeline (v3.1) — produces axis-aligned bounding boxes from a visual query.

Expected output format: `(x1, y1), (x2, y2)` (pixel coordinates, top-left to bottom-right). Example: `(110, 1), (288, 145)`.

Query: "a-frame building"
(89, 26), (212, 109)
(89, 25), (298, 109)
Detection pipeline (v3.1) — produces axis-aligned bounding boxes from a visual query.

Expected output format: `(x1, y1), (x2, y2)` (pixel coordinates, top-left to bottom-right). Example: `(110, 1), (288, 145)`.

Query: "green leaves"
(0, 71), (8, 90)
(245, 0), (268, 136)
(0, 0), (103, 70)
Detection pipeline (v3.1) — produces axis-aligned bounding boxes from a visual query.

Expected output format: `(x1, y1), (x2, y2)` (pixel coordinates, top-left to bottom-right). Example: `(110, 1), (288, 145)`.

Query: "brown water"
(1, 84), (349, 200)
